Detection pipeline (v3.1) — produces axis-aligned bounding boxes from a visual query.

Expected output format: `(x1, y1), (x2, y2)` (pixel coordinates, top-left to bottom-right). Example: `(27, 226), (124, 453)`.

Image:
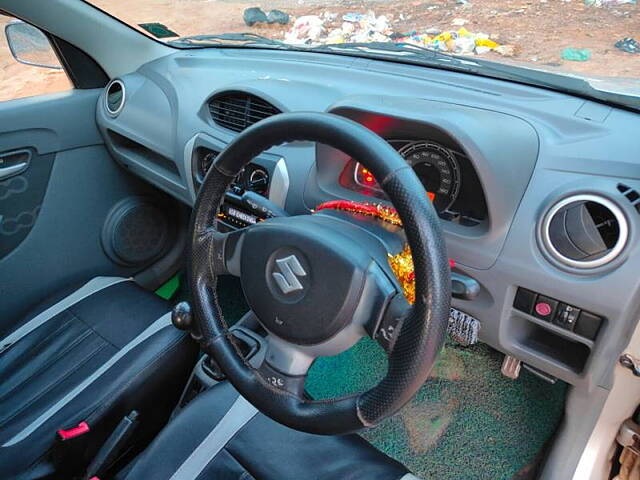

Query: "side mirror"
(4, 20), (62, 70)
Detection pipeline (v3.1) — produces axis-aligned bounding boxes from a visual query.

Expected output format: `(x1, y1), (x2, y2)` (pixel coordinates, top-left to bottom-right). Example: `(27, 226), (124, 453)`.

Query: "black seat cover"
(124, 381), (409, 480)
(0, 278), (198, 479)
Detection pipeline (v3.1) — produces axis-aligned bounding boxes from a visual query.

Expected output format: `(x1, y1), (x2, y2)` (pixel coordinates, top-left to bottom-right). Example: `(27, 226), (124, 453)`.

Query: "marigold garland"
(387, 244), (416, 304)
(314, 200), (402, 226)
(314, 200), (455, 305)
(315, 200), (412, 301)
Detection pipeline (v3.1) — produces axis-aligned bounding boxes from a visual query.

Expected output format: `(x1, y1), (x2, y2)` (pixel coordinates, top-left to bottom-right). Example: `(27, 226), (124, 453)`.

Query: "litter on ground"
(282, 11), (515, 57)
(584, 0), (636, 6)
(615, 37), (640, 53)
(244, 7), (290, 27)
(561, 48), (592, 62)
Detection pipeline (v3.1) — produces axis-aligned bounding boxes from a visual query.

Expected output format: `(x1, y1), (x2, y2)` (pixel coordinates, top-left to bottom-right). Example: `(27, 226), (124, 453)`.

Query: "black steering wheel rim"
(188, 112), (451, 435)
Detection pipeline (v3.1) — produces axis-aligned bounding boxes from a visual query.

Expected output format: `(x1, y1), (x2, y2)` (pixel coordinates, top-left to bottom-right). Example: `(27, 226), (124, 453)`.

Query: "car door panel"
(0, 148), (53, 258)
(0, 89), (164, 333)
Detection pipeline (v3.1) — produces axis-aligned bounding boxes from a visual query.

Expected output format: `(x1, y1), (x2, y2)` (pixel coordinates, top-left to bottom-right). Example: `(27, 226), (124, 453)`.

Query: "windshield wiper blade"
(168, 32), (286, 47)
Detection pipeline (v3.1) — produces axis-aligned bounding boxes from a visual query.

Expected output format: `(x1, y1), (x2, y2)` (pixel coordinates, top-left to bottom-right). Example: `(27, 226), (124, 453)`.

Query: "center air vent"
(541, 194), (629, 269)
(105, 79), (125, 116)
(208, 92), (281, 133)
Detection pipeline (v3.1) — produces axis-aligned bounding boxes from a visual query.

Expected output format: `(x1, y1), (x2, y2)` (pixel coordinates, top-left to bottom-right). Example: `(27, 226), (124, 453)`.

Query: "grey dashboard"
(96, 47), (640, 395)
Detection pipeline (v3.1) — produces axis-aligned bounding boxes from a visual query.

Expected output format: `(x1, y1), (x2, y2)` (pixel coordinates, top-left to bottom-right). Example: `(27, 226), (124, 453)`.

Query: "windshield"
(88, 0), (640, 106)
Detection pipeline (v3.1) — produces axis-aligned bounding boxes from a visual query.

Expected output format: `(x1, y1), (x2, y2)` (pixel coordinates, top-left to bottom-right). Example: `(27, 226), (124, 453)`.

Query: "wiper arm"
(168, 32), (286, 47)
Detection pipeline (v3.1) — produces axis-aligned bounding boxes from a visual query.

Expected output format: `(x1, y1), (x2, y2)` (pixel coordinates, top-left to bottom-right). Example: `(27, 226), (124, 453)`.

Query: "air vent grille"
(208, 92), (281, 132)
(105, 79), (125, 116)
(541, 194), (628, 269)
(617, 183), (640, 215)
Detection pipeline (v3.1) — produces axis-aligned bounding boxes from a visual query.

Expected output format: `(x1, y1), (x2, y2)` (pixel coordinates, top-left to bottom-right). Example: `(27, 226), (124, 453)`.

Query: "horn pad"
(240, 216), (369, 345)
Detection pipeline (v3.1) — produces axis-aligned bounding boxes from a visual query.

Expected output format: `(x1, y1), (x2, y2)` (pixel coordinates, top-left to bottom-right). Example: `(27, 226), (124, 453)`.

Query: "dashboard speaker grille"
(541, 194), (628, 269)
(102, 197), (170, 267)
(208, 92), (281, 132)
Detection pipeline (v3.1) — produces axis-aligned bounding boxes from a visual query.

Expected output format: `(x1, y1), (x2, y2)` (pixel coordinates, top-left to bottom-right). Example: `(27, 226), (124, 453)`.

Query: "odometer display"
(354, 141), (461, 213)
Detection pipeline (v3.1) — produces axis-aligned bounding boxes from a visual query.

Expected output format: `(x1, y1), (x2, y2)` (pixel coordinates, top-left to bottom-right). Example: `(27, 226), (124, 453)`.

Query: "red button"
(535, 302), (552, 317)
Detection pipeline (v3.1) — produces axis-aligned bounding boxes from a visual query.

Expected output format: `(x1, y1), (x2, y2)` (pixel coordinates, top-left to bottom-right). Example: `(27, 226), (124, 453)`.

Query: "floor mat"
(307, 338), (566, 480)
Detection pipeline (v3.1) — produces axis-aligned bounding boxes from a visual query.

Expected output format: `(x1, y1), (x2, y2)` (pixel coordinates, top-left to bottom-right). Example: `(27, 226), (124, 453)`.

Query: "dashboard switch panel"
(554, 303), (580, 331)
(513, 288), (537, 314)
(574, 311), (603, 340)
(514, 287), (604, 340)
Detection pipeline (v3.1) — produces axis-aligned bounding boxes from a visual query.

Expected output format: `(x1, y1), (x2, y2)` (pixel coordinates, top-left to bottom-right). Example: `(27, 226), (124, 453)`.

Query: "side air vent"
(541, 194), (629, 269)
(105, 79), (125, 116)
(617, 183), (640, 215)
(208, 92), (281, 133)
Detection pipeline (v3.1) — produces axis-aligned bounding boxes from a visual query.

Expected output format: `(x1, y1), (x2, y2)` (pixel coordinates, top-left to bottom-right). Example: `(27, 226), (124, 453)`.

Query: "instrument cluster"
(343, 139), (488, 226)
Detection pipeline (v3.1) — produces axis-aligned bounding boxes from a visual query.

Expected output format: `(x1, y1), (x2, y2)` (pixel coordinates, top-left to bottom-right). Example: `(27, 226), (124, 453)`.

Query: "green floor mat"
(155, 274), (182, 300)
(307, 338), (566, 480)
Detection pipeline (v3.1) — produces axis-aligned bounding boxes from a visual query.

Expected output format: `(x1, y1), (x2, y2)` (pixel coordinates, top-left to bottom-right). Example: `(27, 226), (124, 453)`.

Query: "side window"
(0, 16), (72, 102)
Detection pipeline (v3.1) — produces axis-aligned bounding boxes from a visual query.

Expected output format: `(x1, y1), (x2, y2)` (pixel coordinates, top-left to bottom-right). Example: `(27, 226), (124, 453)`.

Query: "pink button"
(535, 302), (552, 317)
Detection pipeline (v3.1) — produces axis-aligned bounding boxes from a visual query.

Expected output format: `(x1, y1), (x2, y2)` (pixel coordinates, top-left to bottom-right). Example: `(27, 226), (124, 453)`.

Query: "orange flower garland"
(314, 200), (402, 226)
(315, 200), (454, 305)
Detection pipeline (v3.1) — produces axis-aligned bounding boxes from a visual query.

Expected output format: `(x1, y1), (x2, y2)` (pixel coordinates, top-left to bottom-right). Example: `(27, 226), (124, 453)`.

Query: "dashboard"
(95, 46), (640, 398)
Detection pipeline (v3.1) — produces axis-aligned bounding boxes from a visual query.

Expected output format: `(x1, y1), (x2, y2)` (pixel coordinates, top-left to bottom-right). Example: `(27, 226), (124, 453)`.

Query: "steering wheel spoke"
(368, 293), (412, 354)
(257, 335), (315, 397)
(197, 226), (247, 277)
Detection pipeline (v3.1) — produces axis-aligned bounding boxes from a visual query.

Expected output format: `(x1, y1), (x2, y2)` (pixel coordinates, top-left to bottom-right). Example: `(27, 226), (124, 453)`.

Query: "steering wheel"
(188, 112), (451, 435)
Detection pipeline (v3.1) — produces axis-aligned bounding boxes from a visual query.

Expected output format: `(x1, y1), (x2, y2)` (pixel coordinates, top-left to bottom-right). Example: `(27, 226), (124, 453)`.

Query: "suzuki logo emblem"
(272, 255), (306, 294)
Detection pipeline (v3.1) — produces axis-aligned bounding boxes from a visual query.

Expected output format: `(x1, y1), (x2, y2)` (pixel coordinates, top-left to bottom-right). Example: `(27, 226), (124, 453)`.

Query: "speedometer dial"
(396, 142), (461, 213)
(353, 140), (462, 214)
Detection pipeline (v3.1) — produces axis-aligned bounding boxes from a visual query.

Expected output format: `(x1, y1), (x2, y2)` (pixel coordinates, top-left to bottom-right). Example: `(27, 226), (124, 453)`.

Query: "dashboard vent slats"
(209, 92), (281, 133)
(617, 183), (640, 215)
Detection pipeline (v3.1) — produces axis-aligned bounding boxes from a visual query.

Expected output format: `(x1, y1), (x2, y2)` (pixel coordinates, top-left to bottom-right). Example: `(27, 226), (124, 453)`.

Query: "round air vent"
(105, 79), (125, 116)
(541, 194), (629, 269)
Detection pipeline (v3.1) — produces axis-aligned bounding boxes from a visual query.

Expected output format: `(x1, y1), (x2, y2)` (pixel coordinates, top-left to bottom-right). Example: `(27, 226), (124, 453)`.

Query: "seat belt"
(168, 395), (258, 480)
(84, 411), (140, 480)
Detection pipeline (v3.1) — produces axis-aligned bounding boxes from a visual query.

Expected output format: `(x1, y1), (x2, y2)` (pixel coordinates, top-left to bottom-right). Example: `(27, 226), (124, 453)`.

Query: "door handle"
(0, 149), (31, 180)
(0, 162), (28, 180)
